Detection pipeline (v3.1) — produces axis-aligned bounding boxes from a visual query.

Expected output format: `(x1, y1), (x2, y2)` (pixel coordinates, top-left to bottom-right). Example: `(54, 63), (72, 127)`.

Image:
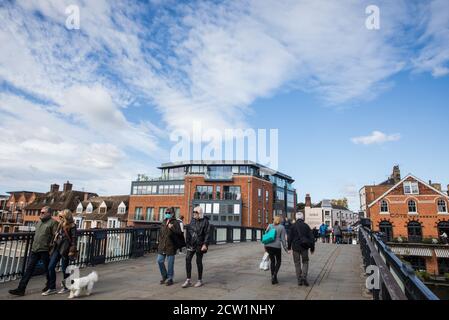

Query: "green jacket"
(157, 218), (182, 256)
(32, 217), (58, 253)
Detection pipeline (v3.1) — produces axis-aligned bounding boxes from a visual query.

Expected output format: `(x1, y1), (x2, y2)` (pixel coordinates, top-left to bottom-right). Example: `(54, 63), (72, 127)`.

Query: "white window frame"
(117, 202), (126, 214)
(403, 181), (419, 195)
(86, 203), (93, 214)
(76, 203), (83, 214)
(233, 204), (240, 215)
(437, 199), (448, 214)
(407, 199), (418, 214)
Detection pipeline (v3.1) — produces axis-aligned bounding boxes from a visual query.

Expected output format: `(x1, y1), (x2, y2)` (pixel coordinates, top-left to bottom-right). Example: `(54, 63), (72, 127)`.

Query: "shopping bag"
(259, 252), (269, 271)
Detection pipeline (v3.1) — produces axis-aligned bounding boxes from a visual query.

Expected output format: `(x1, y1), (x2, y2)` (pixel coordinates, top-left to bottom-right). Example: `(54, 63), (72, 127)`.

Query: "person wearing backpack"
(157, 207), (183, 286)
(288, 212), (315, 286)
(182, 206), (210, 288)
(264, 216), (288, 285)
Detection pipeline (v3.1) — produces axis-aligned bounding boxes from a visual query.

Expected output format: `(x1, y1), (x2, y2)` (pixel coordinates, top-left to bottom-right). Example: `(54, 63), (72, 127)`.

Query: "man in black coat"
(288, 212), (315, 286)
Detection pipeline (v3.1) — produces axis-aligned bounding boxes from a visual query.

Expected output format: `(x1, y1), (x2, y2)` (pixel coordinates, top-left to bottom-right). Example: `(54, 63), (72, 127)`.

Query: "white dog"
(68, 271), (98, 299)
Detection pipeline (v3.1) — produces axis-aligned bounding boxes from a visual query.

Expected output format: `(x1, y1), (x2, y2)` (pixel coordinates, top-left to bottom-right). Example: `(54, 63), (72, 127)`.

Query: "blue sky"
(0, 0), (448, 210)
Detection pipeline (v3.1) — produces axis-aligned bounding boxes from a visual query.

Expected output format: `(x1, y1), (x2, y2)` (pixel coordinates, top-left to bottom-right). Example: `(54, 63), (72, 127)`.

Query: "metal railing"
(1, 224), (263, 283)
(359, 226), (439, 300)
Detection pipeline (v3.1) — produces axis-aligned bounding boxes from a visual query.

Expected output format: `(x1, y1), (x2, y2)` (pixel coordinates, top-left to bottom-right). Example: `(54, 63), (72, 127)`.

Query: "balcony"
(204, 172), (233, 182)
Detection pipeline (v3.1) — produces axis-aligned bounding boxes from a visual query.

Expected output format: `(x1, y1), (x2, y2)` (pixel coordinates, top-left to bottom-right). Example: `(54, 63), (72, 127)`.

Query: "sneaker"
(42, 289), (57, 296)
(194, 280), (203, 288)
(58, 287), (70, 294)
(42, 286), (49, 293)
(166, 279), (174, 286)
(160, 277), (167, 285)
(182, 279), (192, 288)
(8, 288), (25, 296)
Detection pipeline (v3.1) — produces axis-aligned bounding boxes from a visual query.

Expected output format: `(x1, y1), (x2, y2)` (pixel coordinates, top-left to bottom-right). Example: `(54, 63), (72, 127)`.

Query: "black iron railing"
(359, 226), (439, 300)
(1, 224), (263, 283)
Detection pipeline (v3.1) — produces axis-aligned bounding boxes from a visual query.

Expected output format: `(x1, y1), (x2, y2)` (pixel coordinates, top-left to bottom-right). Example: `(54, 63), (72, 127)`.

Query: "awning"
(435, 248), (449, 258)
(390, 246), (433, 257)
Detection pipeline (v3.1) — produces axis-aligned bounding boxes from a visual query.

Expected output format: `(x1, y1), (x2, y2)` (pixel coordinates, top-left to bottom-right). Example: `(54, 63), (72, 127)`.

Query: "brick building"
(74, 195), (130, 229)
(22, 182), (97, 228)
(128, 161), (297, 229)
(359, 166), (449, 275)
(0, 191), (43, 232)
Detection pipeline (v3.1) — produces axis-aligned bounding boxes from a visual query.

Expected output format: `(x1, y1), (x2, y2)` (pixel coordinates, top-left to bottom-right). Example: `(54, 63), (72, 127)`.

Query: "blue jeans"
(48, 250), (69, 289)
(157, 254), (175, 280)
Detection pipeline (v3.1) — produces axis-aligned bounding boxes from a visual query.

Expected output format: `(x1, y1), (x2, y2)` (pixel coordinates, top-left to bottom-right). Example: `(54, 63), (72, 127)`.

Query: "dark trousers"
(265, 246), (282, 276)
(186, 249), (204, 280)
(293, 248), (309, 281)
(335, 235), (342, 244)
(18, 251), (50, 290)
(48, 250), (69, 289)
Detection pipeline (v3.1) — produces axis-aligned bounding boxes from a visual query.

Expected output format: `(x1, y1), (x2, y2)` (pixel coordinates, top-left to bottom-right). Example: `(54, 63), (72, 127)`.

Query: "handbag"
(261, 225), (276, 245)
(259, 252), (269, 271)
(63, 227), (79, 261)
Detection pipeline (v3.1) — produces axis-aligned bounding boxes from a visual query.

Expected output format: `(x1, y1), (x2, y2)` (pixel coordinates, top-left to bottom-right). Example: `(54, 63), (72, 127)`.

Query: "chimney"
(84, 193), (90, 202)
(63, 181), (73, 192)
(50, 184), (59, 193)
(447, 184), (449, 196)
(391, 165), (401, 183)
(305, 194), (311, 208)
(431, 183), (441, 192)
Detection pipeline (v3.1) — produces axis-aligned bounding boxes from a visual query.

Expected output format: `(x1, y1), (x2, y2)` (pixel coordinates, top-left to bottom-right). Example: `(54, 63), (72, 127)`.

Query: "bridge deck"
(0, 242), (371, 300)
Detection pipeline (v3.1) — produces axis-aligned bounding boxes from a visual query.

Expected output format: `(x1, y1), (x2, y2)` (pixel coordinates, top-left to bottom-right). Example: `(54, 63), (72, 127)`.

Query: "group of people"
(9, 206), (78, 296)
(263, 212), (315, 286)
(318, 221), (345, 244)
(156, 206), (211, 288)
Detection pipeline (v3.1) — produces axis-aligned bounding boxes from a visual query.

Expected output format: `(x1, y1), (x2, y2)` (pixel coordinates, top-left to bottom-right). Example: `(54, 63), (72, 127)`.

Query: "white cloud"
(351, 131), (401, 145)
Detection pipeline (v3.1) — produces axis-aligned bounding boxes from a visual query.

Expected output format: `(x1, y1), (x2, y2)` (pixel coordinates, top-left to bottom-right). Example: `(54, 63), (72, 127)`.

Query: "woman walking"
(44, 209), (77, 295)
(182, 206), (210, 288)
(264, 216), (288, 284)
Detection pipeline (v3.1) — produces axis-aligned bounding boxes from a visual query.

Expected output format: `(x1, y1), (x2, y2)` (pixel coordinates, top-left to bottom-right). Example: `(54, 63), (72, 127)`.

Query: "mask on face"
(164, 213), (172, 220)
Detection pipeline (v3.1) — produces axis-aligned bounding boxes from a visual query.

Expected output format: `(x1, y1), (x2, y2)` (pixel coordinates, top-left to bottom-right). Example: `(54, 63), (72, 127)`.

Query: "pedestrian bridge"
(0, 242), (370, 300)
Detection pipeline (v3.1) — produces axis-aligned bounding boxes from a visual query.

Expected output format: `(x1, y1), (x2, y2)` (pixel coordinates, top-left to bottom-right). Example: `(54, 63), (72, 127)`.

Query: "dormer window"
(117, 202), (126, 214)
(99, 201), (107, 214)
(403, 181), (419, 195)
(76, 203), (83, 214)
(86, 203), (93, 214)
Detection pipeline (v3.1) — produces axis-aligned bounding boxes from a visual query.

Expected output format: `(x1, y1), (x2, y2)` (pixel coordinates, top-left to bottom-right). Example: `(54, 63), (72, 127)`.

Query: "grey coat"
(264, 224), (288, 251)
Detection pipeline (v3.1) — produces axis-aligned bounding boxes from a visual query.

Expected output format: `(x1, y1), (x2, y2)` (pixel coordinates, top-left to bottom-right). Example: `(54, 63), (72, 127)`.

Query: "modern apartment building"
(128, 161), (297, 228)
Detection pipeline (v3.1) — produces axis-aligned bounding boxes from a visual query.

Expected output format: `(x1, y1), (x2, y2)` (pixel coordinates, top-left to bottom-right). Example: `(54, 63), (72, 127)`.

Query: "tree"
(296, 202), (305, 211)
(331, 198), (348, 208)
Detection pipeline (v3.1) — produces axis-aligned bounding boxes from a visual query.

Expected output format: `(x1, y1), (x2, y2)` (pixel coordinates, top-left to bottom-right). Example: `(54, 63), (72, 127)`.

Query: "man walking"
(319, 223), (328, 243)
(288, 212), (315, 286)
(9, 206), (58, 296)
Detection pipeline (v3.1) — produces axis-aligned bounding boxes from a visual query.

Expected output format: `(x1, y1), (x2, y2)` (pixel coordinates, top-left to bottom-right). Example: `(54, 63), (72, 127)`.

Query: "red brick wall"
(368, 179), (449, 239)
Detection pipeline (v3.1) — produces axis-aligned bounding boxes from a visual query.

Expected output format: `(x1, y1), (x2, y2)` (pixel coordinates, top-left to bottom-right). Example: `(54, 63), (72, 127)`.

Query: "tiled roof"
(75, 195), (129, 221)
(24, 191), (98, 211)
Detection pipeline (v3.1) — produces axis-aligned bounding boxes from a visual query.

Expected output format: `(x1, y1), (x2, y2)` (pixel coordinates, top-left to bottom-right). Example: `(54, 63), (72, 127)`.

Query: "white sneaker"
(182, 279), (192, 288)
(42, 289), (57, 296)
(194, 280), (203, 287)
(58, 287), (70, 294)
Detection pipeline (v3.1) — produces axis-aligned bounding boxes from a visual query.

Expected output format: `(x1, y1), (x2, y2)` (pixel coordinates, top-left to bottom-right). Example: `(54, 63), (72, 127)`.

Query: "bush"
(444, 273), (449, 282)
(415, 270), (431, 281)
(422, 238), (434, 244)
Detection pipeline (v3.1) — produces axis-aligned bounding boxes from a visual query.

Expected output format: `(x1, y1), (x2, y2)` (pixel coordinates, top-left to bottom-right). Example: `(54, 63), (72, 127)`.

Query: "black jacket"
(288, 219), (315, 251)
(185, 217), (211, 250)
(53, 225), (77, 257)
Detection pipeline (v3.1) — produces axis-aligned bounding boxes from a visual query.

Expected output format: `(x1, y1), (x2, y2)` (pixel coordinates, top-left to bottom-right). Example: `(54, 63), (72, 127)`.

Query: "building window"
(145, 207), (154, 221)
(403, 256), (426, 272)
(407, 221), (422, 243)
(258, 188), (262, 200)
(408, 200), (417, 213)
(158, 207), (167, 221)
(380, 200), (389, 213)
(437, 199), (447, 213)
(223, 186), (241, 200)
(438, 221), (449, 239)
(379, 221), (393, 242)
(265, 210), (269, 224)
(265, 190), (269, 203)
(258, 210), (261, 224)
(216, 186), (221, 199)
(86, 203), (93, 214)
(195, 186), (213, 199)
(99, 205), (107, 214)
(403, 181), (419, 195)
(76, 203), (83, 214)
(117, 203), (126, 214)
(135, 207), (143, 220)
